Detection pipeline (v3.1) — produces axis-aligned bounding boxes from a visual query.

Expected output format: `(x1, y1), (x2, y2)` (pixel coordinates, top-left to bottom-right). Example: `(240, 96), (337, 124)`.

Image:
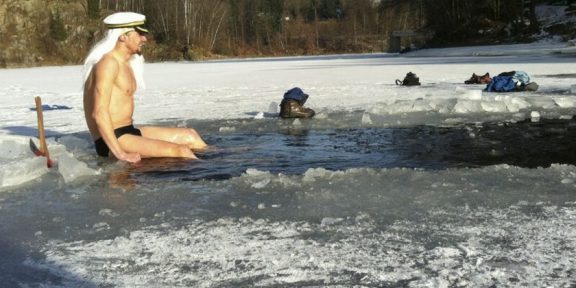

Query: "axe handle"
(34, 96), (50, 160)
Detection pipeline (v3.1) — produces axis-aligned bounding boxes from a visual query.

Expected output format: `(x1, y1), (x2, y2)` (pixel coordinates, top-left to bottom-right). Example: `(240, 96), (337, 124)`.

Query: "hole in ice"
(128, 117), (576, 182)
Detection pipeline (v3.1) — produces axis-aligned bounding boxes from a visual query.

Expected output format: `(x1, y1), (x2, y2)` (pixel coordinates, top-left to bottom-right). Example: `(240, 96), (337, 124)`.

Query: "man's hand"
(118, 152), (141, 163)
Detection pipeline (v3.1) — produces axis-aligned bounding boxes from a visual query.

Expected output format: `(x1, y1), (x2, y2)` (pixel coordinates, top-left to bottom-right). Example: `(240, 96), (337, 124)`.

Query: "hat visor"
(135, 26), (149, 34)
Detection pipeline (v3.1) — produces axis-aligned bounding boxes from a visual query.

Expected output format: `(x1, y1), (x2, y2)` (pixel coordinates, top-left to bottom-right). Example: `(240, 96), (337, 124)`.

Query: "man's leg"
(118, 134), (198, 159)
(139, 126), (207, 150)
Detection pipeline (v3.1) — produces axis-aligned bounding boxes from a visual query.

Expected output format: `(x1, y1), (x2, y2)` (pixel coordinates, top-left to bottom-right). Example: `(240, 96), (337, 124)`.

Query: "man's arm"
(91, 56), (141, 163)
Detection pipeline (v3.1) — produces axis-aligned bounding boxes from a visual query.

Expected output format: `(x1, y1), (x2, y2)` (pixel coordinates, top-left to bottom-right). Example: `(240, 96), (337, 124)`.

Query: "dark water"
(131, 117), (576, 181)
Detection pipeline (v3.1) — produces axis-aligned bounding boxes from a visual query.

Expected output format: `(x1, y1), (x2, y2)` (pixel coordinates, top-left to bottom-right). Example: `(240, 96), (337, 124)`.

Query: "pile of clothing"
(465, 71), (539, 92)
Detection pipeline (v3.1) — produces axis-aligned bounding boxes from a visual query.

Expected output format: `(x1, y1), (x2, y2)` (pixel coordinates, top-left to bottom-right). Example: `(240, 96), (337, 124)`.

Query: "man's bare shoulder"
(95, 53), (120, 72)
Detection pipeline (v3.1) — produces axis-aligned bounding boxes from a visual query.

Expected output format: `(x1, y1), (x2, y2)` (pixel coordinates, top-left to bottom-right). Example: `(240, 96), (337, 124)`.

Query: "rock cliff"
(0, 0), (97, 67)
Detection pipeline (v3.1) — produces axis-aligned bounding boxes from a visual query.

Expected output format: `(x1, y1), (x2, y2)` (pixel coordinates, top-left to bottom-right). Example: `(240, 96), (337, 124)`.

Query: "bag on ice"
(464, 72), (491, 84)
(511, 71), (530, 85)
(396, 72), (421, 86)
(485, 71), (538, 92)
(484, 76), (517, 92)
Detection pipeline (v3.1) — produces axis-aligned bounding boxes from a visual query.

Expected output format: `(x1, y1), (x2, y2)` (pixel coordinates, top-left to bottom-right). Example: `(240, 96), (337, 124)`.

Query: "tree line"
(66, 0), (576, 61)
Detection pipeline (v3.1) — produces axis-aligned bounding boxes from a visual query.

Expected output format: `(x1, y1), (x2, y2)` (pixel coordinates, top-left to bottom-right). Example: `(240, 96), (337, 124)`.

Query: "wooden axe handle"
(34, 96), (51, 162)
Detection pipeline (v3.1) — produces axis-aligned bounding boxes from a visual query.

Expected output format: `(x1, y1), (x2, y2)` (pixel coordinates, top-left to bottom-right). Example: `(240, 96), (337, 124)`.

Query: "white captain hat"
(103, 12), (149, 34)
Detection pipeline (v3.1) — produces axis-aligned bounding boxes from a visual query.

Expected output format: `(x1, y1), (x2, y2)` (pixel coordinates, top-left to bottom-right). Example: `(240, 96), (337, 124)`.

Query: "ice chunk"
(361, 112), (372, 125)
(469, 90), (483, 100)
(529, 97), (557, 109)
(313, 112), (328, 119)
(554, 96), (576, 108)
(302, 168), (331, 182)
(428, 99), (454, 114)
(410, 99), (433, 112)
(99, 209), (119, 217)
(254, 112), (264, 119)
(530, 111), (541, 122)
(268, 102), (278, 113)
(321, 217), (343, 226)
(57, 151), (100, 183)
(480, 100), (508, 113)
(0, 157), (48, 188)
(219, 126), (236, 132)
(93, 222), (110, 232)
(0, 139), (29, 160)
(245, 168), (270, 177)
(251, 178), (270, 189)
(57, 135), (92, 153)
(571, 84), (576, 94)
(429, 246), (462, 258)
(456, 87), (482, 100)
(389, 100), (419, 113)
(453, 99), (482, 113)
(503, 96), (531, 112)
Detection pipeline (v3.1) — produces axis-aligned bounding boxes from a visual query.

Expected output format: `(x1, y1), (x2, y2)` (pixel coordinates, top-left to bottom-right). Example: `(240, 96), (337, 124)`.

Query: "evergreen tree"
(50, 11), (68, 42)
(87, 0), (100, 19)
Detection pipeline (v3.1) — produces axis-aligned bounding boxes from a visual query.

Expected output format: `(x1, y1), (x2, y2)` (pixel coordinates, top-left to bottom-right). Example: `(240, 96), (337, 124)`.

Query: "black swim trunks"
(94, 125), (142, 157)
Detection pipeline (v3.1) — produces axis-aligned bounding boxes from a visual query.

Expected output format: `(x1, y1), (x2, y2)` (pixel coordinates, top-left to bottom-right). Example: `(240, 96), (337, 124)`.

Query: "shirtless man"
(83, 12), (206, 163)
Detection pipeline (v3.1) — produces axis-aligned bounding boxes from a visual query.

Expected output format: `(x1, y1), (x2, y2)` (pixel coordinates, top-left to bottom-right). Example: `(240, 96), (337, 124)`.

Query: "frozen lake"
(1, 47), (576, 286)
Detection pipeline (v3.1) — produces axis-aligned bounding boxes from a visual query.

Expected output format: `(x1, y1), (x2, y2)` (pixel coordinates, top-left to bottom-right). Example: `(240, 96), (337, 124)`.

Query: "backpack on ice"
(485, 71), (538, 92)
(509, 71), (538, 91)
(511, 71), (530, 85)
(484, 76), (517, 92)
(396, 72), (421, 86)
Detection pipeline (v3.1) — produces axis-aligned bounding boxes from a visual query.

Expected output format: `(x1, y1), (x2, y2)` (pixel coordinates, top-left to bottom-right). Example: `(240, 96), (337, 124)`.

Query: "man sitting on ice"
(82, 12), (207, 163)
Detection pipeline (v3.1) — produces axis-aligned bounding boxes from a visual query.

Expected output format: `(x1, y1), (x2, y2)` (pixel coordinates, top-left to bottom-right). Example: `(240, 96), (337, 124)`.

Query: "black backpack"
(396, 72), (421, 86)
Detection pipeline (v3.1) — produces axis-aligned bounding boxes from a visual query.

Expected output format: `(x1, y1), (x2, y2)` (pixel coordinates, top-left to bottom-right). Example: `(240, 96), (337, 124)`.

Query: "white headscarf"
(82, 28), (146, 91)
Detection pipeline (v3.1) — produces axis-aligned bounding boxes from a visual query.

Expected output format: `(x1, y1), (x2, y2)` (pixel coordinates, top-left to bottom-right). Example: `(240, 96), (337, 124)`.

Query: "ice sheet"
(1, 43), (576, 287)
